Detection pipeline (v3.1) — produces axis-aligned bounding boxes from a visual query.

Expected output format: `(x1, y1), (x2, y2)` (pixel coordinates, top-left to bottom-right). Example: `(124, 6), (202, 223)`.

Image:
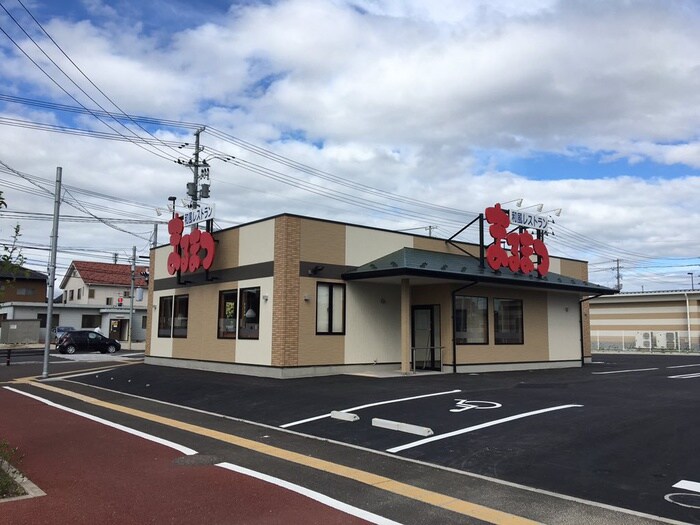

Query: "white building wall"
(239, 220), (275, 266)
(345, 282), (401, 364)
(345, 227), (413, 266)
(149, 290), (173, 358)
(234, 277), (273, 365)
(547, 292), (581, 361)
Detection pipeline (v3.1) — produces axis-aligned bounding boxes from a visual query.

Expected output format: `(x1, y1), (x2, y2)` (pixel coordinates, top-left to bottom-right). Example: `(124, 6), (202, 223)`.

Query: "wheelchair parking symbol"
(450, 399), (502, 413)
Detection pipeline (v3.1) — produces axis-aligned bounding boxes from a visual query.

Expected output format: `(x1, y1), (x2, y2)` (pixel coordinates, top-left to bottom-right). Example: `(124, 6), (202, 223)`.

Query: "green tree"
(0, 191), (25, 300)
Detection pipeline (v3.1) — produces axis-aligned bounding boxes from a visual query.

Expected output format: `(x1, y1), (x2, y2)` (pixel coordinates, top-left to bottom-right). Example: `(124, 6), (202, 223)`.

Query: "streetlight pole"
(689, 272), (695, 291)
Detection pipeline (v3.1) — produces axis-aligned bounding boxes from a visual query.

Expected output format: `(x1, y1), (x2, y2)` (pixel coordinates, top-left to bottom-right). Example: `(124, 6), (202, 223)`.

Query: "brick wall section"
(272, 216), (301, 366)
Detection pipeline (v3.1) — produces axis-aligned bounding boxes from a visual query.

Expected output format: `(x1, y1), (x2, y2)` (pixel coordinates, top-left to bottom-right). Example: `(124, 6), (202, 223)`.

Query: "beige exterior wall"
(300, 218), (345, 264)
(589, 293), (700, 351)
(145, 214), (595, 375)
(345, 226), (413, 266)
(547, 292), (582, 361)
(297, 277), (345, 366)
(453, 285), (550, 365)
(239, 219), (275, 265)
(345, 282), (402, 364)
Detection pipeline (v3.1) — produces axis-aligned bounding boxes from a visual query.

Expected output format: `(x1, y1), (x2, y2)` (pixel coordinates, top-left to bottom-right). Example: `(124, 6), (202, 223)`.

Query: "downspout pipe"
(579, 293), (604, 366)
(451, 282), (478, 373)
(684, 292), (691, 351)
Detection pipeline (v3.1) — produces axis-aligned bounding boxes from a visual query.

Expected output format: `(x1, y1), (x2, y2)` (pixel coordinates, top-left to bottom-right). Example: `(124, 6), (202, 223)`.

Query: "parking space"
(69, 354), (700, 524)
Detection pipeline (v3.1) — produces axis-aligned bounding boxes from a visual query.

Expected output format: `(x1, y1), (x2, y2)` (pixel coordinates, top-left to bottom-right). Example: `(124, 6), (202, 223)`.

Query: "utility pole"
(128, 245), (135, 352)
(42, 167), (62, 379)
(185, 127), (208, 210)
(615, 259), (622, 291)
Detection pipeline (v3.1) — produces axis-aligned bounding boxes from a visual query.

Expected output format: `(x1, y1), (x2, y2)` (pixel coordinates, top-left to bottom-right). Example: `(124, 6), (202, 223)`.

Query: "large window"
(316, 283), (345, 335)
(158, 296), (173, 337)
(494, 298), (523, 344)
(455, 295), (488, 344)
(81, 314), (101, 329)
(37, 313), (59, 329)
(218, 290), (238, 339)
(238, 288), (260, 340)
(173, 295), (189, 338)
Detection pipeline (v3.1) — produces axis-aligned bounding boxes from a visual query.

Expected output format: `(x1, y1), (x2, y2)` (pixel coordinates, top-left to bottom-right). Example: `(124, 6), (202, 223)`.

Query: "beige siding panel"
(591, 312), (695, 320)
(590, 306), (695, 315)
(171, 286), (234, 363)
(455, 286), (549, 364)
(149, 290), (173, 358)
(559, 259), (588, 281)
(152, 245), (173, 281)
(547, 293), (582, 361)
(297, 277), (344, 366)
(591, 322), (691, 331)
(591, 319), (690, 327)
(238, 219), (275, 266)
(548, 257), (561, 275)
(345, 226), (413, 266)
(209, 228), (239, 271)
(345, 282), (401, 364)
(413, 237), (480, 257)
(300, 219), (345, 265)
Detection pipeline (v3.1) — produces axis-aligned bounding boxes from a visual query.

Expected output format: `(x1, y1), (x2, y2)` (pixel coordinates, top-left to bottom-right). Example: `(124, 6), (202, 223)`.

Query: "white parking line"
(591, 368), (658, 375)
(217, 462), (404, 525)
(667, 363), (700, 369)
(386, 405), (583, 454)
(280, 389), (461, 428)
(4, 386), (198, 455)
(668, 372), (700, 379)
(673, 480), (700, 493)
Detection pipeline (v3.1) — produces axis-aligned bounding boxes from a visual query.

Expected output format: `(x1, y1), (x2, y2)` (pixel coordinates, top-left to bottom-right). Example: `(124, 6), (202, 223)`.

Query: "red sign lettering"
(166, 214), (216, 276)
(485, 203), (549, 277)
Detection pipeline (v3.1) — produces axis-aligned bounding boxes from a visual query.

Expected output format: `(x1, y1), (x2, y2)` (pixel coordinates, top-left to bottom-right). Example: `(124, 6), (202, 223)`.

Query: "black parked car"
(57, 330), (121, 355)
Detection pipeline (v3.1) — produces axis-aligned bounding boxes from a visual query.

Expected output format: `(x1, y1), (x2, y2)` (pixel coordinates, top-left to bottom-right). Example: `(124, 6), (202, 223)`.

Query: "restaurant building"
(146, 205), (615, 378)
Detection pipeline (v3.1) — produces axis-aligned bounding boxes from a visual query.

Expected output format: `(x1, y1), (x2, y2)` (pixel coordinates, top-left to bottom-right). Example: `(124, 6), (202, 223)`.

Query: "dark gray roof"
(342, 248), (617, 295)
(0, 265), (47, 281)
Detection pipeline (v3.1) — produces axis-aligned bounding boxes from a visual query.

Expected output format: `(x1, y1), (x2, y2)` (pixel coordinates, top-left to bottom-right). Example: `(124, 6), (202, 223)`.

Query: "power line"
(0, 3), (178, 162)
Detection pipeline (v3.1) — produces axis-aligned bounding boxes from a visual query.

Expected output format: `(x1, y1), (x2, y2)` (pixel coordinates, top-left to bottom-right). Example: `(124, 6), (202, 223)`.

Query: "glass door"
(412, 305), (441, 371)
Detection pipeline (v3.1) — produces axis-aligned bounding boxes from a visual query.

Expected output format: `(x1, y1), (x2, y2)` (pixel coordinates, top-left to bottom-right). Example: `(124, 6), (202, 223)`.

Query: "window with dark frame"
(81, 314), (101, 329)
(218, 290), (238, 339)
(454, 295), (488, 344)
(37, 313), (59, 329)
(494, 298), (524, 344)
(157, 296), (173, 337)
(316, 282), (345, 335)
(141, 316), (147, 330)
(88, 288), (95, 299)
(238, 288), (260, 340)
(173, 295), (189, 338)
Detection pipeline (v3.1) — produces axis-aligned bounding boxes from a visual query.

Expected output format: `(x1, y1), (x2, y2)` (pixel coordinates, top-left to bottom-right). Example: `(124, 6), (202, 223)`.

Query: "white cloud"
(2, 0), (700, 290)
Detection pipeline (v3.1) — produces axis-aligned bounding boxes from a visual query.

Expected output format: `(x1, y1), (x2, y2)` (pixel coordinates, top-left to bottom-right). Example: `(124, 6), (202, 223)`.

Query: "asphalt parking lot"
(63, 353), (700, 524)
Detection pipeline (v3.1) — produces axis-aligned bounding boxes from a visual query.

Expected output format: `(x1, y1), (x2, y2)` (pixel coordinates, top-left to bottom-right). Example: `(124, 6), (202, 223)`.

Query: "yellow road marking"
(7, 362), (136, 384)
(26, 380), (541, 525)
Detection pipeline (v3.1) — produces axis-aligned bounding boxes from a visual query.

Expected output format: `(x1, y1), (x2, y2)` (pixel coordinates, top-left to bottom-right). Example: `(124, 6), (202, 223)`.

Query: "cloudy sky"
(1, 0), (699, 292)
